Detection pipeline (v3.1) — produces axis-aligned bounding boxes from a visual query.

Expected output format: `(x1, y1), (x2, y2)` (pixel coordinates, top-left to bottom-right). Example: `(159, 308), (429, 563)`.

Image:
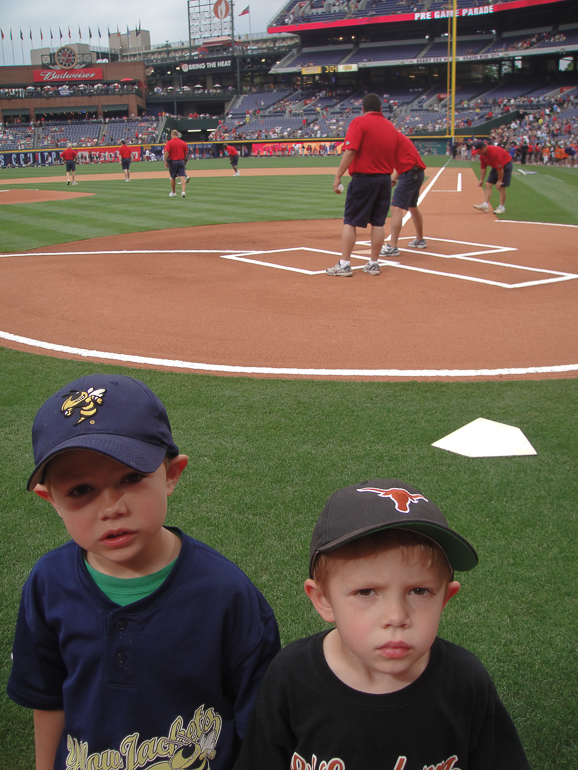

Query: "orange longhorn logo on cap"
(357, 487), (427, 514)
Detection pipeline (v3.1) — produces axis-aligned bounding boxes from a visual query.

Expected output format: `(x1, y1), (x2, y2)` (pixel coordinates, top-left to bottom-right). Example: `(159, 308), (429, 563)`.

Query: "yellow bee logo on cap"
(61, 387), (107, 425)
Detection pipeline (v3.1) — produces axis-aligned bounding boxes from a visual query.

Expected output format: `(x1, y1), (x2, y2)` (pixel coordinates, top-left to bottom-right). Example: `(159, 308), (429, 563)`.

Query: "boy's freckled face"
(36, 449), (181, 575)
(321, 549), (459, 691)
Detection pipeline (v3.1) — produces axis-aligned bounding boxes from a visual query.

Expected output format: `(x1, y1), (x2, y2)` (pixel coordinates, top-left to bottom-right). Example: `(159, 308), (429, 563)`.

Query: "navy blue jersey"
(8, 528), (280, 770)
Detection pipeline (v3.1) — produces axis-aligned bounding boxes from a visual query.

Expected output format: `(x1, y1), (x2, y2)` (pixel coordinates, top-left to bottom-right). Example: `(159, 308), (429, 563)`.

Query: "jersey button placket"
(107, 615), (137, 686)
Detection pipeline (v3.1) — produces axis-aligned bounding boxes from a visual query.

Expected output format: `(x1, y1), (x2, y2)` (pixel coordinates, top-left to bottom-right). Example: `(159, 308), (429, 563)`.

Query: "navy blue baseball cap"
(309, 479), (478, 577)
(27, 374), (180, 490)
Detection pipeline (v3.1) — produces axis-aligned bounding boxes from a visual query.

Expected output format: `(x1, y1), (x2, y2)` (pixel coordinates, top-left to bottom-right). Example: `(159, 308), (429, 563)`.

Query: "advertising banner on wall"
(181, 58), (233, 73)
(33, 69), (104, 83)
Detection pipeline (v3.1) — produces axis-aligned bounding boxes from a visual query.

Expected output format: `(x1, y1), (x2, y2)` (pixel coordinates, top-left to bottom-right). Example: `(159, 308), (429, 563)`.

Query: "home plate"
(432, 417), (537, 457)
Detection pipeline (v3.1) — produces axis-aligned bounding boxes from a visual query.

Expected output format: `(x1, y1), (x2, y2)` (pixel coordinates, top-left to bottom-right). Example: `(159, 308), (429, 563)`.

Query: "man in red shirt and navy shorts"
(119, 140), (132, 182)
(472, 141), (513, 215)
(381, 131), (427, 258)
(60, 144), (78, 186)
(163, 130), (190, 198)
(225, 144), (240, 175)
(327, 93), (399, 277)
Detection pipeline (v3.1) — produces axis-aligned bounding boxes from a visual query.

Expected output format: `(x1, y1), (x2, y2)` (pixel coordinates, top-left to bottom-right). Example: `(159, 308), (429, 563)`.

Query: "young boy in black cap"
(7, 374), (280, 770)
(234, 479), (531, 770)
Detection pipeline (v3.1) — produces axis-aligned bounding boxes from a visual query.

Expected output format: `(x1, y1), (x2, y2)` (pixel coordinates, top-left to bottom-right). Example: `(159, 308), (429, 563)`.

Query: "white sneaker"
(494, 205), (505, 214)
(169, 192), (177, 197)
(234, 171), (240, 176)
(181, 192), (186, 198)
(326, 262), (353, 277)
(380, 244), (399, 258)
(473, 202), (489, 211)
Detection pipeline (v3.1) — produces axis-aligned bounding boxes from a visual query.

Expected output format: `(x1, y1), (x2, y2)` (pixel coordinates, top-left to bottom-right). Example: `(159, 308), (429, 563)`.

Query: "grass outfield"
(0, 157), (577, 768)
(1, 157), (577, 252)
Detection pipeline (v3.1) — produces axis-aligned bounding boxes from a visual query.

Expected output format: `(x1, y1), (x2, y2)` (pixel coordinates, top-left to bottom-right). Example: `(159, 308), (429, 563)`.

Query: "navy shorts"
(229, 155), (239, 168)
(392, 168), (424, 210)
(168, 159), (187, 179)
(65, 161), (76, 172)
(487, 161), (512, 187)
(343, 174), (391, 228)
(121, 159), (131, 170)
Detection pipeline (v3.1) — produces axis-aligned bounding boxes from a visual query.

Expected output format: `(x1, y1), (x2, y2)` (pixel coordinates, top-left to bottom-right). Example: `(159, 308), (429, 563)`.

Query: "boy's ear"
(33, 484), (55, 505)
(304, 579), (335, 624)
(33, 484), (61, 516)
(442, 580), (461, 610)
(165, 454), (189, 496)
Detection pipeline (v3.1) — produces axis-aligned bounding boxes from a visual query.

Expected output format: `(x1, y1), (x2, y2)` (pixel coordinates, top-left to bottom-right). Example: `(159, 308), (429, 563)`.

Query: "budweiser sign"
(33, 68), (104, 83)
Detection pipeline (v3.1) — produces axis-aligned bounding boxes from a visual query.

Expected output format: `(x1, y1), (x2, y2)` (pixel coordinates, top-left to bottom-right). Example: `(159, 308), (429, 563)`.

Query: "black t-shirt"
(234, 631), (532, 770)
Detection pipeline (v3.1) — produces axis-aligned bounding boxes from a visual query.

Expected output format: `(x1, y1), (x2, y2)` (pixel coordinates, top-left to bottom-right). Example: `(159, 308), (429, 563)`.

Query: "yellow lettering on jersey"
(66, 707), (222, 770)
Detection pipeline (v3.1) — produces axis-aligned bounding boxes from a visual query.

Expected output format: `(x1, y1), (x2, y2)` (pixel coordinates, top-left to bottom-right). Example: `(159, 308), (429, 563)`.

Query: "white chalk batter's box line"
(352, 236), (578, 289)
(2, 244), (576, 289)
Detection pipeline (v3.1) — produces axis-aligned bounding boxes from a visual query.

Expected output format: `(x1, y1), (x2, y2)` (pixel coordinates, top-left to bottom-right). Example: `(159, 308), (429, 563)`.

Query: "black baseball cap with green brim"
(309, 479), (478, 578)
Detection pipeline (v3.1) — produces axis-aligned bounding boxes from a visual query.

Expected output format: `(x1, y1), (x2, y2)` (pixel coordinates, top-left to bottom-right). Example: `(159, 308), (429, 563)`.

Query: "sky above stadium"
(0, 1), (283, 66)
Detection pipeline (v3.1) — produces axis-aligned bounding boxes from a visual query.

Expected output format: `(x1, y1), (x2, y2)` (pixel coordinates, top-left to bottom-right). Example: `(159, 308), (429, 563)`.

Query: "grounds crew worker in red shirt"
(225, 144), (240, 176)
(381, 131), (428, 259)
(163, 129), (190, 198)
(60, 144), (78, 186)
(119, 140), (132, 182)
(327, 93), (399, 277)
(472, 140), (513, 215)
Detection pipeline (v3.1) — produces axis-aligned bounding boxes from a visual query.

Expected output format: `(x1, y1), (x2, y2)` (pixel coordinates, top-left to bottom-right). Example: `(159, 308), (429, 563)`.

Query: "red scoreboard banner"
(33, 69), (104, 83)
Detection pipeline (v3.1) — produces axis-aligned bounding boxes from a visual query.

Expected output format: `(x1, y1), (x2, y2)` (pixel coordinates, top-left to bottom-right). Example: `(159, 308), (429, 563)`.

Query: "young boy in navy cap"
(7, 374), (280, 770)
(234, 479), (531, 770)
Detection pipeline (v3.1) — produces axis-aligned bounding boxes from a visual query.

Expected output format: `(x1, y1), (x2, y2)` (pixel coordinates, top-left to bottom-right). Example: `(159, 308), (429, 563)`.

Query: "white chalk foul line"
(0, 249), (255, 259)
(1, 330), (576, 378)
(497, 220), (578, 228)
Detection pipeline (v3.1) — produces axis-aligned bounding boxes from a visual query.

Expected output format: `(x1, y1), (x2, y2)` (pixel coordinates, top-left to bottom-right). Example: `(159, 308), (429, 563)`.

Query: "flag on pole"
(20, 28), (23, 40)
(136, 21), (141, 37)
(239, 5), (250, 15)
(79, 26), (82, 40)
(68, 26), (71, 40)
(59, 27), (63, 40)
(10, 28), (13, 41)
(117, 26), (121, 38)
(89, 27), (92, 39)
(40, 28), (44, 41)
(98, 27), (102, 39)
(30, 28), (33, 42)
(50, 28), (53, 41)
(1, 29), (4, 40)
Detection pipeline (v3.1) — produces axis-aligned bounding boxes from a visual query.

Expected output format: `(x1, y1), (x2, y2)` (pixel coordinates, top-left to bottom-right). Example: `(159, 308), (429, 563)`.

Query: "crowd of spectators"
(3, 81), (578, 160)
(493, 31), (566, 53)
(0, 84), (139, 100)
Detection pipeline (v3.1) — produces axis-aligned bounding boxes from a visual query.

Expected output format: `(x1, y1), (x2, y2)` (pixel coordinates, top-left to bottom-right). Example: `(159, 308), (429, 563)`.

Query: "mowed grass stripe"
(0, 176), (345, 252)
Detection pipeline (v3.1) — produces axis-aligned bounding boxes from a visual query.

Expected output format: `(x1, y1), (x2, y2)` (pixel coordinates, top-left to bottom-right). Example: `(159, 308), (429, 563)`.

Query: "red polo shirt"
(480, 144), (512, 170)
(164, 137), (188, 161)
(343, 111), (399, 175)
(394, 132), (426, 173)
(61, 148), (77, 161)
(225, 145), (239, 157)
(119, 144), (132, 159)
